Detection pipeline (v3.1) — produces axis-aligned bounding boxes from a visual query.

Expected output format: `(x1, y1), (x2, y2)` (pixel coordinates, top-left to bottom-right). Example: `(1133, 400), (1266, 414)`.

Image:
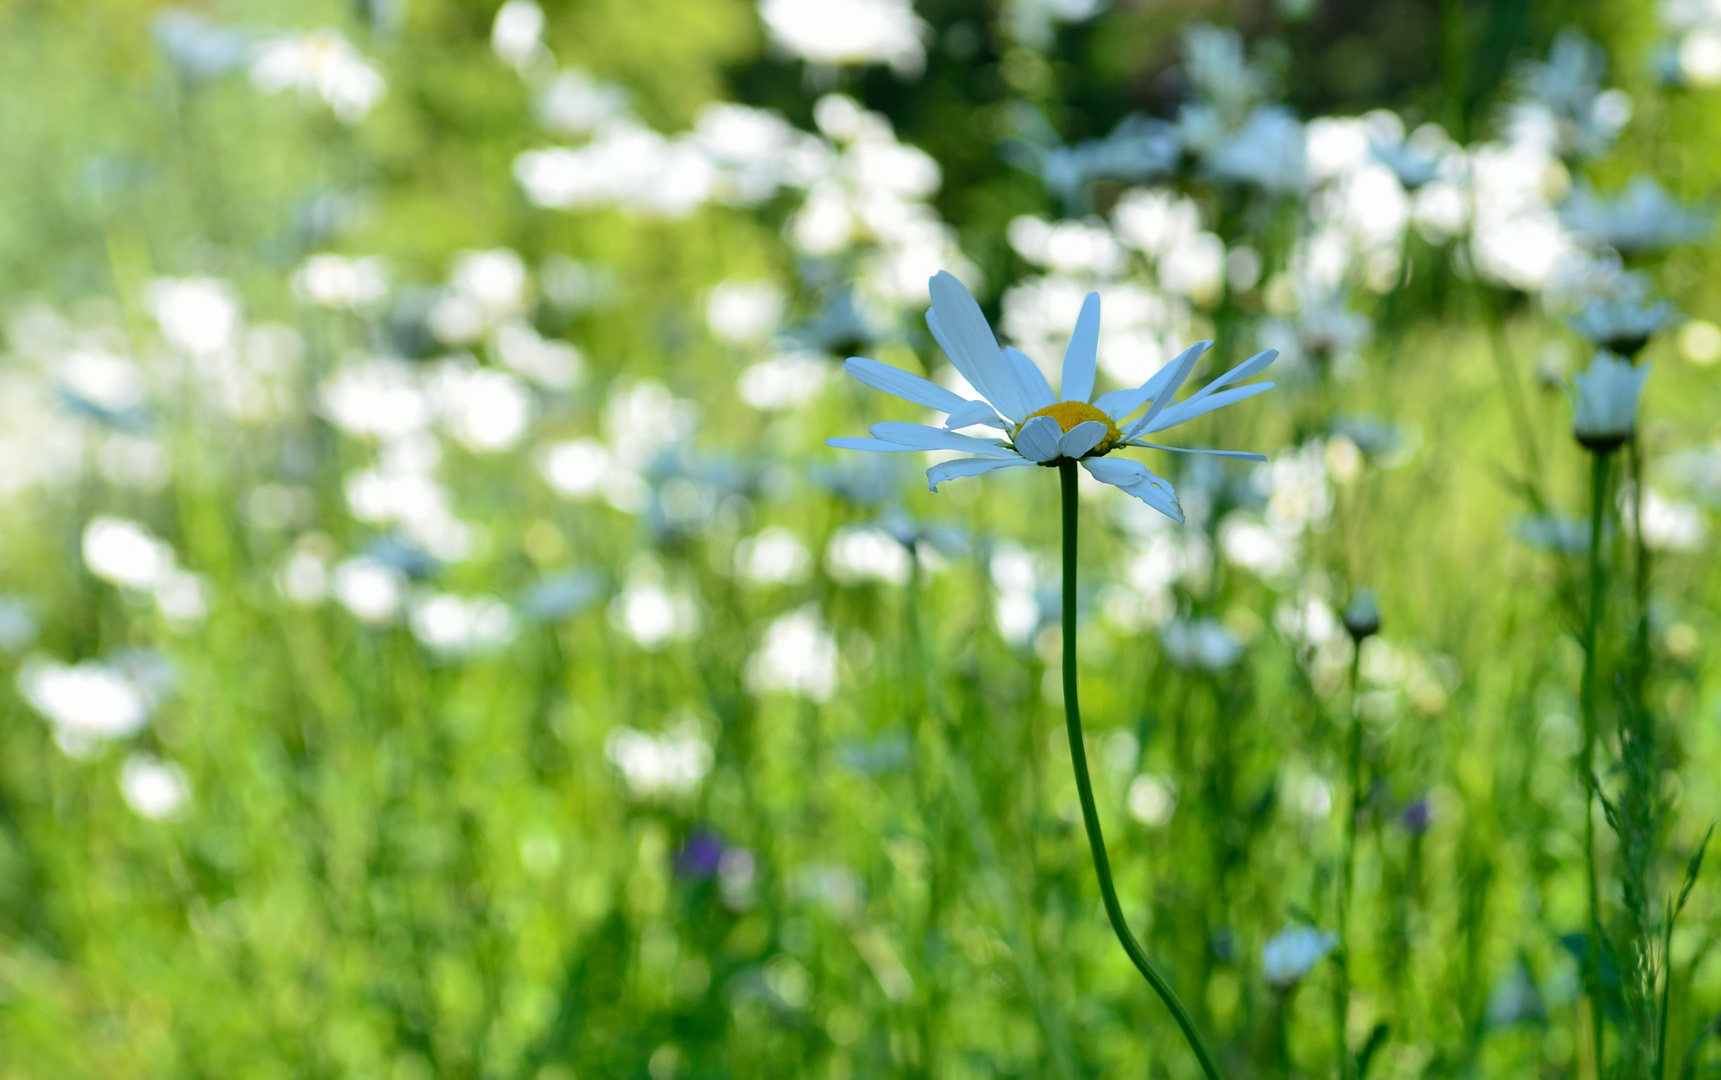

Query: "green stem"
(1337, 646), (1364, 1080)
(1581, 448), (1612, 1076)
(1059, 463), (1225, 1080)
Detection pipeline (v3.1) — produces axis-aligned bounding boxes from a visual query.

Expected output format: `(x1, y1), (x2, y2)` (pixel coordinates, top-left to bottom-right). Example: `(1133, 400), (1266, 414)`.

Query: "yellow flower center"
(1022, 400), (1121, 456)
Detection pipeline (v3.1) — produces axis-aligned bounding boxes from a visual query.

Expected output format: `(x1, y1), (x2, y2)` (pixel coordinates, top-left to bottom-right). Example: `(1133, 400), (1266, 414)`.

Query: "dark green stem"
(1581, 448), (1612, 1077)
(1337, 645), (1364, 1080)
(1059, 463), (1225, 1080)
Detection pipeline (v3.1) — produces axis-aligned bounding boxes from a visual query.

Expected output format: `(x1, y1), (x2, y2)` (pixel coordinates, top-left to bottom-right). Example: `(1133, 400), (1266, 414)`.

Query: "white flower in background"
(707, 280), (787, 343)
(145, 277), (242, 358)
(1160, 617), (1243, 670)
(82, 516), (175, 590)
(990, 541), (1043, 644)
(1260, 440), (1334, 535)
(1006, 216), (1128, 277)
(1561, 176), (1712, 253)
(0, 375), (84, 499)
(1570, 351), (1649, 448)
(1002, 274), (1184, 386)
(746, 605), (840, 701)
(1468, 137), (1578, 292)
(428, 362), (533, 452)
(321, 358), (433, 441)
(605, 720), (713, 798)
(277, 546), (331, 606)
(694, 103), (835, 202)
(828, 272), (1276, 522)
(515, 121), (719, 218)
(826, 525), (911, 585)
(536, 69), (629, 137)
(58, 346), (147, 413)
(1263, 925), (1337, 990)
(432, 249), (531, 344)
(495, 322), (583, 389)
(610, 569), (700, 649)
(539, 438), (612, 499)
(1127, 774), (1177, 826)
(250, 31), (385, 123)
(293, 254), (388, 309)
(409, 592), (516, 655)
(734, 527), (814, 586)
(604, 380), (698, 470)
(120, 753), (190, 820)
(1113, 188), (1203, 258)
(758, 0), (931, 76)
(1219, 513), (1299, 582)
(18, 657), (153, 756)
(1625, 489), (1707, 552)
(153, 569), (209, 626)
(738, 353), (830, 410)
(1156, 230), (1227, 306)
(491, 0), (547, 72)
(1009, 0), (1108, 50)
(331, 556), (405, 625)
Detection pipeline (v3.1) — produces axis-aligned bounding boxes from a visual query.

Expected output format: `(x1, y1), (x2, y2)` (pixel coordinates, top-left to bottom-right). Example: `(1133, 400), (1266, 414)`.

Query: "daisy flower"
(827, 271), (1277, 521)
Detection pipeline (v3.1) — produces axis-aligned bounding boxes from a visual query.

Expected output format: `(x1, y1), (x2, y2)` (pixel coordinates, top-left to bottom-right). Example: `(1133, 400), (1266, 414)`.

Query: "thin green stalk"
(1336, 646), (1364, 1080)
(1059, 463), (1225, 1080)
(1581, 448), (1612, 1076)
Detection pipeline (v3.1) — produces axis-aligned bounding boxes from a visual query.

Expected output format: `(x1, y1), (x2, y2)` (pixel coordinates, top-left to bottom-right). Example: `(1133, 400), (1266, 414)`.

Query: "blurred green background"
(3, 1), (1721, 1078)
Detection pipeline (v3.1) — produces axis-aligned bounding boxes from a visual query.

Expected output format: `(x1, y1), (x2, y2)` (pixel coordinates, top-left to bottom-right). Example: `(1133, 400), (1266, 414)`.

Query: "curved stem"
(1059, 463), (1225, 1080)
(1581, 449), (1611, 1076)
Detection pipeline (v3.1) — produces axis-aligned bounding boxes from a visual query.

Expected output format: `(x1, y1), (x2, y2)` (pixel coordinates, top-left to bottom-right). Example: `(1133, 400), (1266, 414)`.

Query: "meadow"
(2, 1), (1721, 1078)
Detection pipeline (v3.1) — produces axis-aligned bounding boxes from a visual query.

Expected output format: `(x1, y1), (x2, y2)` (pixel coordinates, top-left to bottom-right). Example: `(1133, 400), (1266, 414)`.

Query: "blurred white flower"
(293, 254), (388, 309)
(758, 0), (931, 76)
(1219, 512), (1299, 582)
(1263, 925), (1337, 989)
(1626, 489), (1707, 552)
(59, 346), (147, 413)
(145, 277), (242, 358)
(826, 525), (911, 585)
(536, 69), (629, 136)
(746, 605), (840, 701)
(82, 516), (175, 590)
(277, 548), (331, 606)
(409, 593), (516, 655)
(707, 280), (787, 343)
(610, 573), (700, 649)
(153, 569), (209, 626)
(19, 657), (153, 756)
(428, 362), (533, 452)
(604, 380), (697, 468)
(1006, 215), (1128, 277)
(515, 121), (718, 218)
(605, 720), (713, 797)
(120, 753), (190, 820)
(734, 527), (814, 585)
(738, 353), (830, 410)
(1127, 774), (1177, 826)
(250, 31), (385, 123)
(1157, 231), (1226, 306)
(491, 0), (547, 71)
(332, 556), (405, 625)
(495, 321), (583, 389)
(1112, 188), (1203, 258)
(539, 438), (611, 499)
(321, 358), (433, 441)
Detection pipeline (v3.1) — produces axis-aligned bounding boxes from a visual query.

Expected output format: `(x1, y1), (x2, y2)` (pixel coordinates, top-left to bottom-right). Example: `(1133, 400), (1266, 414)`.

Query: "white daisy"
(826, 271), (1277, 522)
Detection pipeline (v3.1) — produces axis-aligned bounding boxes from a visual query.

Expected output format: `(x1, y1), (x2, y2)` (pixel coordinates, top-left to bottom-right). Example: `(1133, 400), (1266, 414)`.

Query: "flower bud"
(1342, 588), (1380, 642)
(1571, 350), (1649, 453)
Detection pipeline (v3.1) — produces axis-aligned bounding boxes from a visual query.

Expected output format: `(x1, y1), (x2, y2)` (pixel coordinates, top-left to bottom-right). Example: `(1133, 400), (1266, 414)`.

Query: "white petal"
(1059, 419), (1109, 458)
(827, 437), (924, 453)
(870, 421), (1020, 458)
(1095, 340), (1211, 422)
(1013, 415), (1064, 462)
(1127, 441), (1267, 461)
(1059, 292), (1100, 404)
(1003, 346), (1056, 412)
(927, 456), (1035, 491)
(1083, 457), (1184, 522)
(843, 356), (967, 412)
(927, 272), (1025, 422)
(943, 399), (1006, 430)
(1138, 382), (1275, 434)
(1121, 342), (1209, 438)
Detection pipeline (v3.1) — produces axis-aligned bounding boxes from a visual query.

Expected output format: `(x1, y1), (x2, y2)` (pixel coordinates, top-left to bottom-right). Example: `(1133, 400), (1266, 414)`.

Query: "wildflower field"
(6, 0), (1721, 1077)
